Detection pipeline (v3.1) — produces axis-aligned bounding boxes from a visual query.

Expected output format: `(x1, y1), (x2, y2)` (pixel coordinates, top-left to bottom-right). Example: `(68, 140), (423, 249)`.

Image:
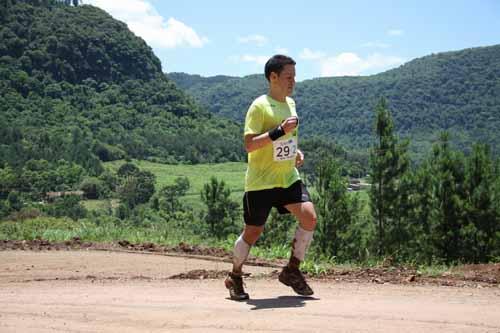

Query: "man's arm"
(244, 116), (299, 153)
(244, 133), (272, 153)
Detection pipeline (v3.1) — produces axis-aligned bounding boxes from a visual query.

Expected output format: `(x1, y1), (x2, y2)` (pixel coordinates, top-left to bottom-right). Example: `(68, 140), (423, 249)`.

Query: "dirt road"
(1, 250), (499, 332)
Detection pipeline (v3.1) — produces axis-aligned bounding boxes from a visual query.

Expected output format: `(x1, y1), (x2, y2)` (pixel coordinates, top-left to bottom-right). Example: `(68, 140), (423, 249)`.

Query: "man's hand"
(281, 116), (298, 134)
(295, 149), (304, 168)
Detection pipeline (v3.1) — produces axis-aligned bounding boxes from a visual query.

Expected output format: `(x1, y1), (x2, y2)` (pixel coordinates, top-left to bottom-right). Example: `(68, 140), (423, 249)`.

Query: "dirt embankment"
(1, 238), (499, 287)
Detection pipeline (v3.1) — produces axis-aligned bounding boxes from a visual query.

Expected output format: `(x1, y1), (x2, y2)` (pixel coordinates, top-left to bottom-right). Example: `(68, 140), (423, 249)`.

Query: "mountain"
(168, 45), (500, 155)
(167, 73), (266, 122)
(0, 0), (244, 175)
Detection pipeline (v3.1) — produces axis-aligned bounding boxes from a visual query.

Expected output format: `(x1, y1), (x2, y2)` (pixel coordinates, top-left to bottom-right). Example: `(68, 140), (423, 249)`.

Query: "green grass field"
(104, 160), (248, 210)
(105, 160), (246, 193)
(81, 199), (119, 212)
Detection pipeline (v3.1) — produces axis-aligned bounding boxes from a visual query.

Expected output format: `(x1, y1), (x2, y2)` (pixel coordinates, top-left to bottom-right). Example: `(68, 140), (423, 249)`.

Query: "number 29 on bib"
(273, 138), (297, 162)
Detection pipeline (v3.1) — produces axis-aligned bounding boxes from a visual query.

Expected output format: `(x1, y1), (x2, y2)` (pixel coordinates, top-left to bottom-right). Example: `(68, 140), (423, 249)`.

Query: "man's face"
(271, 64), (296, 96)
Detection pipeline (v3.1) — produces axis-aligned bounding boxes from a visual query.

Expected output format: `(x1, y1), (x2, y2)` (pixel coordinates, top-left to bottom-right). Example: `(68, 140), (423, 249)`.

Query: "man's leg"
(225, 224), (264, 301)
(279, 201), (317, 295)
(232, 225), (264, 274)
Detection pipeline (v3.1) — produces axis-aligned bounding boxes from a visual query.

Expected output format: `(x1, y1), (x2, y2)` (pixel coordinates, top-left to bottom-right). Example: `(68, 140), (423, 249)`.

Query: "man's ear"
(269, 71), (278, 82)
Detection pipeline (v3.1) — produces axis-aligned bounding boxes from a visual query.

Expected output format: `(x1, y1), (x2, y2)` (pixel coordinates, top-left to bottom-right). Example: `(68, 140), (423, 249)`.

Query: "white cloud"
(241, 55), (269, 65)
(320, 52), (404, 76)
(84, 0), (208, 49)
(237, 34), (268, 47)
(299, 48), (326, 60)
(229, 55), (269, 65)
(387, 29), (404, 36)
(275, 47), (289, 54)
(361, 41), (390, 48)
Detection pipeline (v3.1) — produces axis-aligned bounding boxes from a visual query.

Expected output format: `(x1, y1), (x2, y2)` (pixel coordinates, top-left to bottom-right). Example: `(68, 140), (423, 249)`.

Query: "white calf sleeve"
(292, 226), (314, 261)
(233, 234), (251, 268)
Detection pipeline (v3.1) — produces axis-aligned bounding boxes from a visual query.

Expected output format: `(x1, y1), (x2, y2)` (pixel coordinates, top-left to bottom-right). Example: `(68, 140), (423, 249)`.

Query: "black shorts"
(243, 180), (312, 226)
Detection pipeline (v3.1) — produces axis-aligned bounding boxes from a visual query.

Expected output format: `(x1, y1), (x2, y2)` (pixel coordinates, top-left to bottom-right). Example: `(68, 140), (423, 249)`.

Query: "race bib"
(273, 137), (297, 162)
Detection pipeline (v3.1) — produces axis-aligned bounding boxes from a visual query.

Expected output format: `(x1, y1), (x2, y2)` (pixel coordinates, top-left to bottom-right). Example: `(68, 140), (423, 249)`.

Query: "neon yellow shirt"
(244, 95), (300, 192)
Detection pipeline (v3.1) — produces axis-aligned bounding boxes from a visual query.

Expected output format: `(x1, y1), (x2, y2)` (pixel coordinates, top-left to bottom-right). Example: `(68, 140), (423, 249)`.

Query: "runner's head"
(265, 55), (296, 81)
(265, 55), (296, 96)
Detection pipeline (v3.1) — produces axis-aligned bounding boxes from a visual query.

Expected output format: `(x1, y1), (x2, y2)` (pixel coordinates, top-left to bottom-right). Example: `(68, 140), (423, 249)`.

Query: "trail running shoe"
(224, 272), (249, 301)
(278, 266), (314, 296)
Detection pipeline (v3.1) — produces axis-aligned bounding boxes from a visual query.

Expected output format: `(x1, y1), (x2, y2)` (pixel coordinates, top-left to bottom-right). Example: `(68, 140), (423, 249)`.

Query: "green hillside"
(168, 72), (267, 121)
(168, 44), (500, 155)
(0, 0), (245, 174)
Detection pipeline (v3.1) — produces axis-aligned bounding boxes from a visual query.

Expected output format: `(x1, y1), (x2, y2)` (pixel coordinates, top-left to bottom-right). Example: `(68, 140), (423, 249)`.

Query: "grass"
(105, 160), (247, 210)
(81, 199), (117, 212)
(0, 217), (209, 246)
(105, 160), (247, 195)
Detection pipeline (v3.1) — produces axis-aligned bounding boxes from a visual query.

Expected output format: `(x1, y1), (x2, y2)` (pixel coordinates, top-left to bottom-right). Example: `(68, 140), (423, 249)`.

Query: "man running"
(225, 54), (317, 301)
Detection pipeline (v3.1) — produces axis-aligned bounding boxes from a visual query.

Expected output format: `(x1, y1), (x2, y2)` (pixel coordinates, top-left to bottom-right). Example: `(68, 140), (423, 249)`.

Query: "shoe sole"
(279, 274), (314, 296)
(225, 278), (249, 301)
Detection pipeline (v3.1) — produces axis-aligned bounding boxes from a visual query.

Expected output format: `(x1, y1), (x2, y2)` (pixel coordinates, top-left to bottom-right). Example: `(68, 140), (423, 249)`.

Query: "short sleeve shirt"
(244, 95), (300, 192)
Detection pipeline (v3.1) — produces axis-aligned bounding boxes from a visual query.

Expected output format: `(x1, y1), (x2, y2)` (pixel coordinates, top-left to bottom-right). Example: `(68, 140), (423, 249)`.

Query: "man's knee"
(301, 213), (317, 231)
(242, 225), (264, 245)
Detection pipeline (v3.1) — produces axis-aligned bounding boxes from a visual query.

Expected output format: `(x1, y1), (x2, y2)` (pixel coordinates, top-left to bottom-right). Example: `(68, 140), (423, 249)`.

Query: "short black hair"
(264, 55), (296, 81)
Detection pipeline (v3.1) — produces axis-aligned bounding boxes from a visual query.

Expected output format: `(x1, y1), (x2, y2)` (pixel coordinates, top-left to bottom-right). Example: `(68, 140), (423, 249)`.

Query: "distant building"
(347, 178), (371, 191)
(45, 191), (84, 202)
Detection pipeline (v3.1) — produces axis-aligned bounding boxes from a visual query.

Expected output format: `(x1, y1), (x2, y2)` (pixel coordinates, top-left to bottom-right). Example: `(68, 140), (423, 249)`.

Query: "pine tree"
(312, 157), (347, 258)
(493, 161), (500, 259)
(407, 161), (435, 264)
(200, 177), (238, 238)
(463, 144), (498, 262)
(369, 97), (409, 258)
(429, 132), (467, 263)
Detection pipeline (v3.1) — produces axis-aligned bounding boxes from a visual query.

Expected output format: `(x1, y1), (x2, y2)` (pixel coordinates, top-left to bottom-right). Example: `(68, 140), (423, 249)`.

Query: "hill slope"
(0, 0), (244, 174)
(168, 45), (500, 154)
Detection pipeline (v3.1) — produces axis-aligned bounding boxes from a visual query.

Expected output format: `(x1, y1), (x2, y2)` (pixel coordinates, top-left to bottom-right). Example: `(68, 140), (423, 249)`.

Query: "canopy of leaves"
(0, 0), (245, 174)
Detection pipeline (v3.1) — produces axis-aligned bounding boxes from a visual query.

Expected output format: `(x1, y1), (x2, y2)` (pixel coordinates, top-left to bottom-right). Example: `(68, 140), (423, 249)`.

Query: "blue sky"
(85, 0), (500, 81)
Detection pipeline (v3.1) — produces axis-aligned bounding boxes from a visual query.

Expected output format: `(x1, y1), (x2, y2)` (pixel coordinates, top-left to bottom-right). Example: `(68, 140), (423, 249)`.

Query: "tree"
(0, 165), (16, 199)
(407, 161), (435, 264)
(313, 157), (345, 257)
(312, 157), (364, 261)
(462, 144), (498, 262)
(369, 97), (409, 257)
(6, 190), (22, 211)
(200, 177), (239, 238)
(117, 176), (140, 209)
(45, 194), (87, 220)
(79, 177), (105, 199)
(117, 162), (139, 178)
(155, 176), (190, 213)
(117, 170), (156, 209)
(135, 170), (156, 205)
(429, 132), (467, 263)
(98, 170), (119, 197)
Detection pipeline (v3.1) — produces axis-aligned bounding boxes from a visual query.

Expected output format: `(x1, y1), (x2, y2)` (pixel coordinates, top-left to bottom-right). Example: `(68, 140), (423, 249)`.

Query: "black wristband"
(268, 125), (286, 141)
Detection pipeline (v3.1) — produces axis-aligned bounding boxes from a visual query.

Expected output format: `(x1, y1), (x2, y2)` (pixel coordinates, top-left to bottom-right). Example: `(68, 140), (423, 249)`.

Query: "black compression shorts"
(243, 180), (311, 226)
